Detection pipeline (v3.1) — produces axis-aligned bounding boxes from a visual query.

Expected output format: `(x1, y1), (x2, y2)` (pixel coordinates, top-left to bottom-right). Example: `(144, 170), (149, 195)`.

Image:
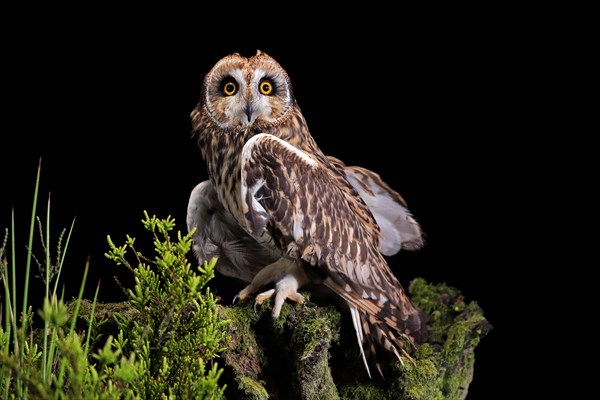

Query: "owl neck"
(195, 106), (324, 221)
(270, 107), (321, 155)
(198, 106), (323, 174)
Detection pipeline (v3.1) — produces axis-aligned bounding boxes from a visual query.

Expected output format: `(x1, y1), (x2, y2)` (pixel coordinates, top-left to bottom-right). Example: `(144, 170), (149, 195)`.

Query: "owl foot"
(232, 258), (309, 318)
(253, 275), (306, 318)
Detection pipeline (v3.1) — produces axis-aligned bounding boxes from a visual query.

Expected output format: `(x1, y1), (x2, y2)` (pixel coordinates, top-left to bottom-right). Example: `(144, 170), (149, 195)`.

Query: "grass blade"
(84, 281), (101, 356)
(52, 218), (76, 297)
(22, 158), (41, 321)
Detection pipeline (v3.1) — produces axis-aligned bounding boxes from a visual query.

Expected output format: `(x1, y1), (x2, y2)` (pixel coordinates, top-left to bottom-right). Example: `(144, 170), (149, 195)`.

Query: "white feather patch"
(293, 211), (305, 242)
(350, 305), (371, 379)
(378, 293), (389, 306)
(249, 178), (267, 213)
(345, 170), (419, 255)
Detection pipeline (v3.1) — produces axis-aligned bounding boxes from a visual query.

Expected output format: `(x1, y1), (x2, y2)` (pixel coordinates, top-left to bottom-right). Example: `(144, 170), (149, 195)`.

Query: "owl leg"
(233, 258), (290, 302)
(233, 258), (308, 318)
(256, 274), (306, 318)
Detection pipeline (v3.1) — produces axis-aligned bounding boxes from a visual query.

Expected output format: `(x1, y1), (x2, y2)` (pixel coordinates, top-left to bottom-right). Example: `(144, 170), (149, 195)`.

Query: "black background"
(0, 9), (532, 398)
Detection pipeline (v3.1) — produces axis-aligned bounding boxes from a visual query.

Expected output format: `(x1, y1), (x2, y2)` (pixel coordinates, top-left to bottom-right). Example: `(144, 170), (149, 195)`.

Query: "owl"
(188, 50), (427, 377)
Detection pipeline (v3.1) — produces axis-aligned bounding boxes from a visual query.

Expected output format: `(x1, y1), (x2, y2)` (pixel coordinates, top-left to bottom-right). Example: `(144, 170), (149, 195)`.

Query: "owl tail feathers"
(349, 305), (429, 379)
(350, 306), (373, 378)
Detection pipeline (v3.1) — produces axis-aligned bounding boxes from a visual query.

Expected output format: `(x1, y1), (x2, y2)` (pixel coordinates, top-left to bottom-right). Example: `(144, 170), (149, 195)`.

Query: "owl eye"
(259, 79), (274, 96)
(221, 79), (238, 96)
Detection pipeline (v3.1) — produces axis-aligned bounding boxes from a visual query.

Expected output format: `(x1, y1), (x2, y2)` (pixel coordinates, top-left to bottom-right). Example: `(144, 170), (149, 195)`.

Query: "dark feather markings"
(189, 51), (427, 378)
(240, 134), (428, 364)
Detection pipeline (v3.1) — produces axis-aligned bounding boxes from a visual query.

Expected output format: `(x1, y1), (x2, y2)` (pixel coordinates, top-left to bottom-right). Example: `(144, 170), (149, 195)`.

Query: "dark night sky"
(0, 10), (533, 398)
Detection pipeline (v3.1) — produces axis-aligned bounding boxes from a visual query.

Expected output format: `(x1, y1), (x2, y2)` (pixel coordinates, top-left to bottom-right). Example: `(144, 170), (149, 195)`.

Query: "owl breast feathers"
(187, 50), (428, 378)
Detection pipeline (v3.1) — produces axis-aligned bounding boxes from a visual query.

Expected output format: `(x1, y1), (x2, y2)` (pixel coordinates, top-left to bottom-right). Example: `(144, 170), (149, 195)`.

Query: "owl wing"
(336, 160), (425, 254)
(241, 133), (426, 374)
(187, 158), (422, 278)
(185, 165), (422, 281)
(186, 180), (280, 283)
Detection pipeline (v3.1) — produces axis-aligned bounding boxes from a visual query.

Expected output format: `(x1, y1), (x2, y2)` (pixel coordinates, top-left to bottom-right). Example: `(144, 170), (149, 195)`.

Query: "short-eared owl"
(188, 50), (427, 377)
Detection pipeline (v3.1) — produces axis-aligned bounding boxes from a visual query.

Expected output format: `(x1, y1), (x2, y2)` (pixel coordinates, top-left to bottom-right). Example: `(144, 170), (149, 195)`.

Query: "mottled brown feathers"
(188, 50), (427, 377)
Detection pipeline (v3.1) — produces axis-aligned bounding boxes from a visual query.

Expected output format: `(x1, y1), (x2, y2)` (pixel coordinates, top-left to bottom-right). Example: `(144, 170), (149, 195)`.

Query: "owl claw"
(232, 259), (308, 318)
(256, 283), (305, 319)
(234, 286), (253, 304)
(254, 289), (276, 314)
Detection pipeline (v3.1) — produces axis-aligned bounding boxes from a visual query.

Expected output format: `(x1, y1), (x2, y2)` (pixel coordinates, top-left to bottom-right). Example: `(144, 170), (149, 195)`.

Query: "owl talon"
(234, 286), (254, 304)
(255, 289), (276, 306)
(248, 283), (306, 319)
(272, 280), (305, 319)
(253, 289), (275, 314)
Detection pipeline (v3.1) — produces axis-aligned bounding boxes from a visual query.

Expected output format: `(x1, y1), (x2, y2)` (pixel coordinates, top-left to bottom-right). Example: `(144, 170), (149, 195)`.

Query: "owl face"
(201, 51), (294, 130)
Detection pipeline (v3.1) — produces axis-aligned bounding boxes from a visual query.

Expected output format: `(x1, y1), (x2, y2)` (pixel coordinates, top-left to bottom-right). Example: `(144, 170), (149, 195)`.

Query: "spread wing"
(186, 180), (280, 282)
(326, 156), (424, 255)
(187, 160), (423, 283)
(240, 134), (426, 363)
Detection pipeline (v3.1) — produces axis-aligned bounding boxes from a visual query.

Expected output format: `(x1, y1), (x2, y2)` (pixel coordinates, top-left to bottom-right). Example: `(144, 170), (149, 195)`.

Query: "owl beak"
(244, 105), (255, 124)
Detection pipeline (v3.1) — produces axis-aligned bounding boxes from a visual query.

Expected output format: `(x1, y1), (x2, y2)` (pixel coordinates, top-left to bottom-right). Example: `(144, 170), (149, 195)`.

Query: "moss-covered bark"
(73, 278), (491, 399)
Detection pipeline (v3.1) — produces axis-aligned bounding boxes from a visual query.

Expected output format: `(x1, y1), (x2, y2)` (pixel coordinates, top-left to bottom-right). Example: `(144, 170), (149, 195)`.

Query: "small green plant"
(105, 211), (228, 399)
(0, 160), (91, 399)
(1, 161), (228, 399)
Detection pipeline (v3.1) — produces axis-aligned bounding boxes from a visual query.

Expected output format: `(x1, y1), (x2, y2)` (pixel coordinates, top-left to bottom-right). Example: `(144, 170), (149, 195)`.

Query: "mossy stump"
(72, 278), (491, 399)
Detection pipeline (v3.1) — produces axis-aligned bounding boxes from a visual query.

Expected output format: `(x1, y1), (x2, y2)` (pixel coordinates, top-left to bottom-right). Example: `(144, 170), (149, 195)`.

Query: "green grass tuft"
(1, 163), (228, 398)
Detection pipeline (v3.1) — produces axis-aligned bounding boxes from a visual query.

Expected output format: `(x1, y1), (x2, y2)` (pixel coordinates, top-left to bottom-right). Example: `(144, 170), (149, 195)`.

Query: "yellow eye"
(259, 80), (273, 95)
(222, 80), (237, 96)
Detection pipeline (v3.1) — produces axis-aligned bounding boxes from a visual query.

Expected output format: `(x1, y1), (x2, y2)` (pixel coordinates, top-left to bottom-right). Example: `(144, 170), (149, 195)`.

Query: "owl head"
(198, 50), (296, 130)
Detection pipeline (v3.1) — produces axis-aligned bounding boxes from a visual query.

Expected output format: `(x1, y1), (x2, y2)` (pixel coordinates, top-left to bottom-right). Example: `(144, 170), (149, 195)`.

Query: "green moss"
(407, 278), (493, 400)
(338, 384), (388, 400)
(77, 278), (490, 400)
(332, 278), (491, 399)
(409, 278), (466, 343)
(237, 376), (269, 400)
(290, 304), (340, 361)
(393, 352), (442, 400)
(437, 301), (489, 400)
(36, 276), (491, 399)
(289, 304), (341, 399)
(217, 303), (268, 398)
